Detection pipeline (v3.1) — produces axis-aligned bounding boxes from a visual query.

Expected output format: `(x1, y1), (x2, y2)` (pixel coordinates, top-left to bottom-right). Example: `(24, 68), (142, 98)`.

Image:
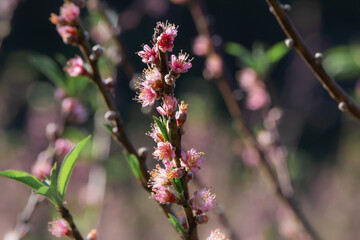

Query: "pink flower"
(191, 188), (217, 214)
(204, 53), (222, 78)
(55, 138), (74, 157)
(149, 165), (171, 189)
(168, 167), (185, 179)
(48, 219), (71, 238)
(169, 52), (192, 75)
(153, 141), (176, 161)
(207, 228), (229, 240)
(237, 68), (258, 92)
(60, 3), (80, 24)
(192, 35), (211, 56)
(61, 97), (88, 123)
(157, 95), (178, 117)
(246, 86), (269, 111)
(136, 84), (158, 107)
(176, 101), (188, 126)
(57, 26), (78, 45)
(241, 145), (260, 168)
(144, 68), (162, 88)
(148, 123), (165, 143)
(157, 24), (178, 52)
(180, 148), (203, 173)
(65, 56), (87, 77)
(151, 186), (177, 203)
(138, 44), (159, 64)
(31, 152), (52, 180)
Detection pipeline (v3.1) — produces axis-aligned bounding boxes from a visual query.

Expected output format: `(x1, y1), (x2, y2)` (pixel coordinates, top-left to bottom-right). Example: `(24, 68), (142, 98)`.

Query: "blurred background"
(1, 0), (360, 239)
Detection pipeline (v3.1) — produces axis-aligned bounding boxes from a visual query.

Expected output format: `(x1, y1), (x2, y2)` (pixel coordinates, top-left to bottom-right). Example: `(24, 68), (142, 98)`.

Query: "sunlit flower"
(191, 188), (217, 214)
(153, 141), (176, 161)
(136, 84), (158, 107)
(144, 68), (162, 90)
(65, 56), (87, 77)
(176, 101), (188, 126)
(57, 26), (78, 45)
(48, 219), (71, 238)
(169, 52), (192, 75)
(157, 95), (178, 117)
(149, 165), (171, 188)
(138, 44), (159, 64)
(207, 228), (229, 240)
(180, 148), (203, 173)
(157, 24), (178, 52)
(148, 123), (165, 143)
(151, 186), (177, 203)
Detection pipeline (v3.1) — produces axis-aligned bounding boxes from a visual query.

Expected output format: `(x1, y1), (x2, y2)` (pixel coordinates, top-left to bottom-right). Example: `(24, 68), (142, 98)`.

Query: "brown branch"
(185, 0), (321, 239)
(265, 0), (360, 121)
(59, 205), (84, 240)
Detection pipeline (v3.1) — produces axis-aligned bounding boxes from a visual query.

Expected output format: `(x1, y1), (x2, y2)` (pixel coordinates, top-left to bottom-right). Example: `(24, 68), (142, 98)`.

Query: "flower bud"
(165, 73), (176, 85)
(104, 110), (118, 121)
(46, 123), (59, 140)
(195, 213), (208, 224)
(87, 229), (98, 240)
(102, 77), (114, 89)
(55, 138), (74, 157)
(90, 45), (104, 61)
(48, 219), (71, 237)
(138, 147), (149, 159)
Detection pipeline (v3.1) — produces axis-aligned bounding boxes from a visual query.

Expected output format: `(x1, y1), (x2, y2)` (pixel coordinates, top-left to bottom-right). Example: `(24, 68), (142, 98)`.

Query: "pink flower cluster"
(65, 55), (88, 77)
(237, 68), (270, 111)
(137, 22), (217, 231)
(50, 2), (81, 45)
(136, 22), (192, 108)
(207, 228), (229, 240)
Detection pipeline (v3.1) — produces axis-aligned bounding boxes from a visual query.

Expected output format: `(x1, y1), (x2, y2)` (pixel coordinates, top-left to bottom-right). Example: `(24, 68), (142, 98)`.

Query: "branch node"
(137, 147), (149, 160)
(284, 38), (294, 48)
(104, 110), (118, 121)
(338, 101), (348, 112)
(281, 4), (292, 13)
(314, 52), (323, 64)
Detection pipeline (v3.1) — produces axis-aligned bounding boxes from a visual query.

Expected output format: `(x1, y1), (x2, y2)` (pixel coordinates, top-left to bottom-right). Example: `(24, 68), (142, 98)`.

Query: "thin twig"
(186, 0), (321, 239)
(74, 16), (180, 236)
(265, 0), (360, 121)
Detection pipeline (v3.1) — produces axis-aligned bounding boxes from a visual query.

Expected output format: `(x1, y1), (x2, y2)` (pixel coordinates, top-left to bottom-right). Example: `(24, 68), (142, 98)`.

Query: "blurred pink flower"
(65, 56), (87, 77)
(169, 52), (192, 75)
(153, 141), (176, 161)
(48, 219), (71, 238)
(151, 186), (176, 203)
(60, 3), (80, 24)
(193, 35), (211, 56)
(205, 53), (223, 78)
(207, 228), (229, 240)
(61, 97), (88, 123)
(157, 95), (178, 117)
(191, 188), (217, 214)
(180, 148), (203, 173)
(241, 145), (260, 168)
(246, 87), (269, 111)
(57, 26), (78, 45)
(237, 68), (258, 92)
(138, 44), (159, 64)
(31, 152), (52, 180)
(55, 138), (74, 157)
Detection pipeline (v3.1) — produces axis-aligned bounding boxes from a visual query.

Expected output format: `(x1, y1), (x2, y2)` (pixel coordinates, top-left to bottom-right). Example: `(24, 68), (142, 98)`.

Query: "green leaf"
(103, 123), (115, 136)
(65, 75), (90, 96)
(153, 116), (170, 142)
(57, 135), (91, 200)
(0, 170), (44, 191)
(170, 177), (184, 198)
(36, 186), (61, 207)
(124, 152), (141, 179)
(225, 42), (256, 69)
(28, 54), (66, 89)
(50, 163), (57, 190)
(168, 213), (186, 235)
(265, 41), (289, 64)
